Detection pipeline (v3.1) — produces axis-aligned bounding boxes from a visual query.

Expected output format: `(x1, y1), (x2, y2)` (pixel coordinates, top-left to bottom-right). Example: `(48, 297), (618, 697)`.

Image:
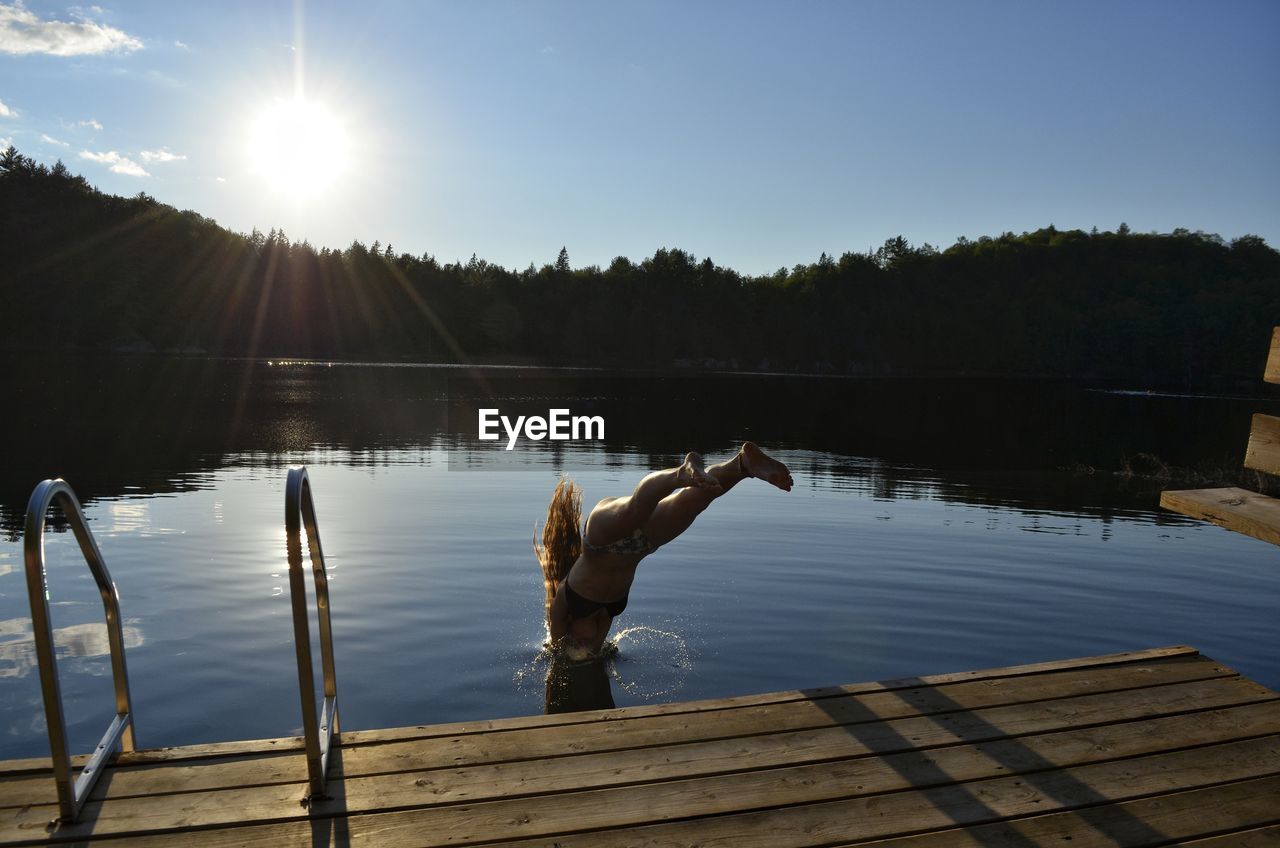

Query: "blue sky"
(1, 0), (1277, 274)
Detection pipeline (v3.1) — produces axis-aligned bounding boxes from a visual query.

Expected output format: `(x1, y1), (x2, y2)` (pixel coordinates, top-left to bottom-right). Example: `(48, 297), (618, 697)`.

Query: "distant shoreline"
(5, 347), (1276, 398)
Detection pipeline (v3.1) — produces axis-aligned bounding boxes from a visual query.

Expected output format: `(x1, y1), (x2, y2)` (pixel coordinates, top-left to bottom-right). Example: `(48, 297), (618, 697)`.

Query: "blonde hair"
(534, 478), (582, 618)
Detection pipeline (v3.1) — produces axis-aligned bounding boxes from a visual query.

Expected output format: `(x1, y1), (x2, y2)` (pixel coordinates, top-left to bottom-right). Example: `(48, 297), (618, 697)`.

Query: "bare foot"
(676, 452), (723, 492)
(740, 442), (793, 491)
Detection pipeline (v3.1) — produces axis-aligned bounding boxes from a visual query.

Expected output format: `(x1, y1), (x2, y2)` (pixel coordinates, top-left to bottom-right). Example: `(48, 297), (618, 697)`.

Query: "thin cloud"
(139, 148), (185, 163)
(143, 68), (182, 88)
(78, 118), (103, 131)
(79, 149), (148, 176)
(1, 136), (11, 149)
(174, 39), (187, 49)
(68, 5), (107, 20)
(40, 133), (69, 147)
(0, 97), (14, 117)
(0, 3), (143, 56)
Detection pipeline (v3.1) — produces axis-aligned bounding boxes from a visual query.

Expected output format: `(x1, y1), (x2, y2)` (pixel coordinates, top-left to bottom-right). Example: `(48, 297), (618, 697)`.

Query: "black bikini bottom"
(563, 581), (628, 619)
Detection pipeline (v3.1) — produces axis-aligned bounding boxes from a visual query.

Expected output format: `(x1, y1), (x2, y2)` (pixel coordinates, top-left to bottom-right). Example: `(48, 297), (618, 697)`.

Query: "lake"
(1, 355), (1277, 760)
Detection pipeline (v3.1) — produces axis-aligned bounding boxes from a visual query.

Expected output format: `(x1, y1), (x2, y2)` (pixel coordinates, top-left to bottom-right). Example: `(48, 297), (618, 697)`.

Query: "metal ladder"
(285, 466), (340, 801)
(23, 480), (135, 823)
(23, 466), (339, 822)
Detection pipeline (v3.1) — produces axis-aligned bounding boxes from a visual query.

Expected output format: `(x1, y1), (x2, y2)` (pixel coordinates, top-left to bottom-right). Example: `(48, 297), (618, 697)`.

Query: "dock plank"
(457, 739), (1280, 848)
(1183, 825), (1280, 847)
(1246, 413), (1280, 477)
(0, 652), (1236, 808)
(1267, 326), (1280, 384)
(57, 736), (1280, 848)
(2, 647), (1276, 848)
(10, 684), (1277, 845)
(845, 776), (1280, 848)
(1160, 486), (1280, 547)
(5, 675), (1273, 828)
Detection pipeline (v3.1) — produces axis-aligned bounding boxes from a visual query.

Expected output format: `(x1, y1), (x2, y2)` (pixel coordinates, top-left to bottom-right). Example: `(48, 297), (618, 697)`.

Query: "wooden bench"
(1161, 326), (1280, 546)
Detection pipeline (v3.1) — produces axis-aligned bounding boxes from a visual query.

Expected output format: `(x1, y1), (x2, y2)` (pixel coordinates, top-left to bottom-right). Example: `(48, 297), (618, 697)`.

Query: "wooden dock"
(1162, 325), (1280, 550)
(1, 645), (1278, 846)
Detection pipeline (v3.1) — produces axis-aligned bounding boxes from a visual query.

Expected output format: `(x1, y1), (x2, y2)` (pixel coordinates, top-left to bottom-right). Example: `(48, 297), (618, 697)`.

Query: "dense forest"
(3, 145), (1277, 388)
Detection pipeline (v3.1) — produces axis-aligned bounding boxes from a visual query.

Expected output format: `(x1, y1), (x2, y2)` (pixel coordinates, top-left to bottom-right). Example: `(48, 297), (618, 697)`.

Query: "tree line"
(3, 146), (1277, 388)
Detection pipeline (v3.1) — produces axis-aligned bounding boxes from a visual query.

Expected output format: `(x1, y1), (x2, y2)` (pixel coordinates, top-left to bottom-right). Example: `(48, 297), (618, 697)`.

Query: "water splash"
(512, 623), (693, 703)
(511, 643), (553, 694)
(605, 625), (692, 700)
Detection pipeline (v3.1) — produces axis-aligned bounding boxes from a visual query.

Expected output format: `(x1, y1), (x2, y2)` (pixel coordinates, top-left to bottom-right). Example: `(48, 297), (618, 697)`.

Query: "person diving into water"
(534, 442), (794, 659)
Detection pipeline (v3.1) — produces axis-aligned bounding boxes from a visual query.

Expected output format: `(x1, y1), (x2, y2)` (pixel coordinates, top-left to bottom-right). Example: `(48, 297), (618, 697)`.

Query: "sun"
(248, 97), (349, 198)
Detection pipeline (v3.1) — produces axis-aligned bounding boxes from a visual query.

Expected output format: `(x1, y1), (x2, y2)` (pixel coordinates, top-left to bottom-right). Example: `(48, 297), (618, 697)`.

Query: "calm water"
(1, 356), (1277, 760)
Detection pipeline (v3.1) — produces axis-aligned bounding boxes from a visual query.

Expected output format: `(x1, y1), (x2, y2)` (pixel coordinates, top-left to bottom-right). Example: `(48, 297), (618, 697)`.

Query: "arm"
(584, 615), (613, 655)
(547, 584), (570, 644)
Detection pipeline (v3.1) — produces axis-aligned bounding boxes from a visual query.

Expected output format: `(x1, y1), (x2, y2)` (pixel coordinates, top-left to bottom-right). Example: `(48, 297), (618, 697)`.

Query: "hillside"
(3, 146), (1277, 388)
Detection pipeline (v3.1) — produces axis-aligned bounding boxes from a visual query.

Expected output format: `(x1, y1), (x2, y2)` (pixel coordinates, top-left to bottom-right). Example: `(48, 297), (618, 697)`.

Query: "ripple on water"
(513, 623), (694, 706)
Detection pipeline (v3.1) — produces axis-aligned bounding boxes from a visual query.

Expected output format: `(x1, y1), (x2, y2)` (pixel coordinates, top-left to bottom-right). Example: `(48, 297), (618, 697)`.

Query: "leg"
(584, 453), (721, 546)
(643, 442), (792, 548)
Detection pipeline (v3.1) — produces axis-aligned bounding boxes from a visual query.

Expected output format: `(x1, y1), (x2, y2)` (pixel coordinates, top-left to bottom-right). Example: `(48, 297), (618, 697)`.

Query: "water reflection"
(3, 354), (1278, 757)
(107, 501), (150, 533)
(538, 625), (697, 714)
(3, 354), (1277, 540)
(544, 654), (615, 714)
(0, 618), (145, 679)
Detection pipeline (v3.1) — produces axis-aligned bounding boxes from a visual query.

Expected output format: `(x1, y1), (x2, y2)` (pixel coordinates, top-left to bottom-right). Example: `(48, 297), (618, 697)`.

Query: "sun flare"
(247, 97), (349, 197)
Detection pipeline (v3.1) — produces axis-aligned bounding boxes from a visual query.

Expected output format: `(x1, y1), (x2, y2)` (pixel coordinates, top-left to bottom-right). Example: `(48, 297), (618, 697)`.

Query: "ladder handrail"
(285, 466), (339, 800)
(23, 479), (135, 823)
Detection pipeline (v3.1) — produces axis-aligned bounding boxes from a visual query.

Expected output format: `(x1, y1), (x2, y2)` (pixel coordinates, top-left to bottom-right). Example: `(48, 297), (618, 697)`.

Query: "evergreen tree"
(0, 144), (1276, 387)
